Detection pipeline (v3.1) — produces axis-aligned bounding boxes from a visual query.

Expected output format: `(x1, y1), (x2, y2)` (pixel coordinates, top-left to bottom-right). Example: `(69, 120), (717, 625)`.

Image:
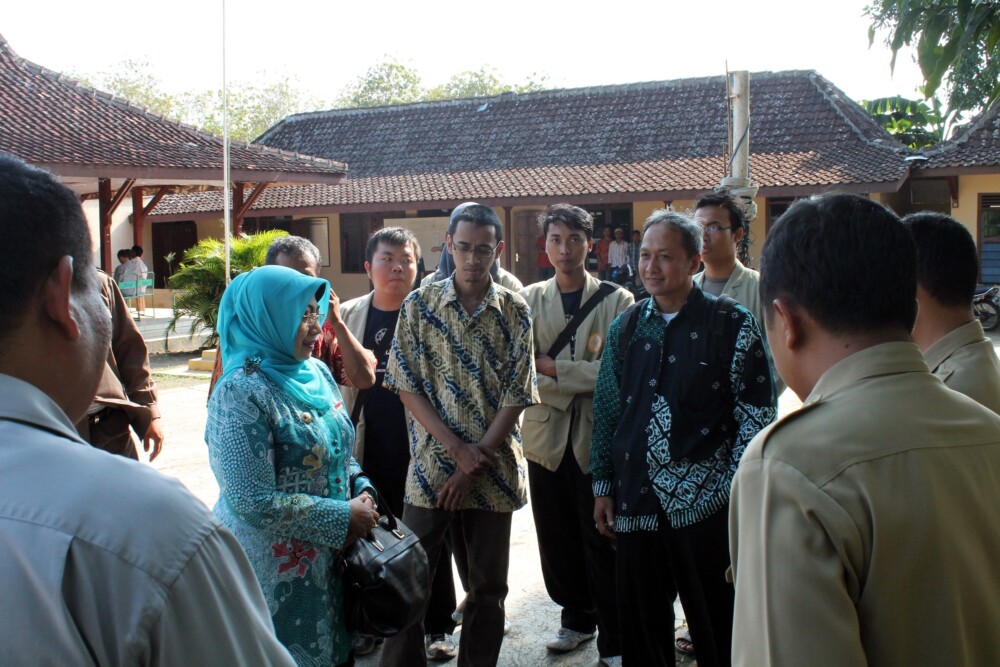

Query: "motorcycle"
(973, 285), (1000, 332)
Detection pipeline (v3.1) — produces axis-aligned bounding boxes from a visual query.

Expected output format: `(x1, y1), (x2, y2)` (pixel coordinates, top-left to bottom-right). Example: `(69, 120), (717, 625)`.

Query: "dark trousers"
(76, 408), (137, 459)
(362, 470), (457, 636)
(378, 505), (511, 667)
(615, 507), (734, 667)
(528, 450), (621, 657)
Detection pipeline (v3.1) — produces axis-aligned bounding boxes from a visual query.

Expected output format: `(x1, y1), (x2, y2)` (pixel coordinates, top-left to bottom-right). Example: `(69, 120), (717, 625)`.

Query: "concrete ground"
(146, 328), (1000, 666)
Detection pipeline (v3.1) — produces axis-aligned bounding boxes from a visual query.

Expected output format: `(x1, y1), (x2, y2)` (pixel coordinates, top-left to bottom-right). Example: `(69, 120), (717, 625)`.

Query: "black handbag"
(341, 488), (430, 637)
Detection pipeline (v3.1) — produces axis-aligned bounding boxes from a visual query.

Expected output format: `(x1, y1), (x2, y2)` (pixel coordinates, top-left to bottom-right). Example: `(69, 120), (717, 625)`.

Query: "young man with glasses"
(693, 192), (783, 398)
(379, 204), (539, 667)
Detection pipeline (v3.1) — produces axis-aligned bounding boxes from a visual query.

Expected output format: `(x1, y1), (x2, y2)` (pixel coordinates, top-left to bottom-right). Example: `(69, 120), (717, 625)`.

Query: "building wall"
(954, 174), (1000, 243)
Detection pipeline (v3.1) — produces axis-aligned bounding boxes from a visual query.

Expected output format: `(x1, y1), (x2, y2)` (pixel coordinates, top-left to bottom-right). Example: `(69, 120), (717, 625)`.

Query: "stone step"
(188, 357), (215, 372)
(200, 348), (217, 360)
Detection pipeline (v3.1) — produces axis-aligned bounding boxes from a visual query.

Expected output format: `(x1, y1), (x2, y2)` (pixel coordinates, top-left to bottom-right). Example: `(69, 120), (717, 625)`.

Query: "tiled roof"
(918, 101), (1000, 170)
(154, 70), (910, 216)
(0, 34), (346, 183)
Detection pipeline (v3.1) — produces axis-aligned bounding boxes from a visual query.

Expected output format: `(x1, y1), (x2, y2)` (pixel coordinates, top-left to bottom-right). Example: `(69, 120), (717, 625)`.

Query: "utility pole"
(720, 71), (758, 264)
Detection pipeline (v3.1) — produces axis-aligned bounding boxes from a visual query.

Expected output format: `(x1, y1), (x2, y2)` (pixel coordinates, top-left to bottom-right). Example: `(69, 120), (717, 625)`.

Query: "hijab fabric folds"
(217, 265), (333, 412)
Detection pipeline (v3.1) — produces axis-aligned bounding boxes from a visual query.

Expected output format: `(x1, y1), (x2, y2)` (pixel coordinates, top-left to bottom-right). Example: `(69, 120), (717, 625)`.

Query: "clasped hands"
(438, 441), (497, 511)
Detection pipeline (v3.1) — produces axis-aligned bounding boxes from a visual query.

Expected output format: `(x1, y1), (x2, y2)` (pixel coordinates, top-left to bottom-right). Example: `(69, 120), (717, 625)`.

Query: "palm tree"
(165, 229), (288, 347)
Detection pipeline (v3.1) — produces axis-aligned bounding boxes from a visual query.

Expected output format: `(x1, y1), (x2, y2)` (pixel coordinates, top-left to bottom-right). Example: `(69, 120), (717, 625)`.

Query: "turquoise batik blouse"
(207, 359), (369, 667)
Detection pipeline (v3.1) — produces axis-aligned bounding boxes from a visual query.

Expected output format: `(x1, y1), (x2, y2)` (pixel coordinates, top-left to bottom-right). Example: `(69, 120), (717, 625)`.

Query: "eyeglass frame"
(699, 222), (735, 236)
(450, 241), (502, 259)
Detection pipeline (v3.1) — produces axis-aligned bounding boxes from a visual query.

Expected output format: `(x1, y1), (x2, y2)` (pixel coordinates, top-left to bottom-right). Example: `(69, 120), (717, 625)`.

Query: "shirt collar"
(639, 282), (705, 320)
(442, 275), (502, 314)
(0, 373), (87, 444)
(803, 341), (929, 407)
(922, 320), (988, 372)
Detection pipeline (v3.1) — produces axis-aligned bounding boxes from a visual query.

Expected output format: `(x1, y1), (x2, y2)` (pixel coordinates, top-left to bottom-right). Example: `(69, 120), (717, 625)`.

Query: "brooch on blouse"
(244, 355), (262, 375)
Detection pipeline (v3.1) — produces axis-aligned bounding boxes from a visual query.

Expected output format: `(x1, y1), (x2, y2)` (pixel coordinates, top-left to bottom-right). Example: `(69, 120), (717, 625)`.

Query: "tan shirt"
(730, 342), (1000, 667)
(694, 259), (785, 396)
(339, 291), (374, 461)
(519, 275), (634, 471)
(923, 319), (1000, 414)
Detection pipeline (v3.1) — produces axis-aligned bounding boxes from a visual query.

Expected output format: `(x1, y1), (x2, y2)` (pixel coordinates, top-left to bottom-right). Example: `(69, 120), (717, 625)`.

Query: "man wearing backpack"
(590, 210), (775, 667)
(520, 204), (633, 666)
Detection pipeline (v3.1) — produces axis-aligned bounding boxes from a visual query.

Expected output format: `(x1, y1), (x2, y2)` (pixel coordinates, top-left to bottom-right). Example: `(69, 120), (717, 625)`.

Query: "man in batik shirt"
(379, 203), (538, 667)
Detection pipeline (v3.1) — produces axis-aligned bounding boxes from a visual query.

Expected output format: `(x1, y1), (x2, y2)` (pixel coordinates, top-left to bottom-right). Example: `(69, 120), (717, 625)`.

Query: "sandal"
(675, 630), (695, 656)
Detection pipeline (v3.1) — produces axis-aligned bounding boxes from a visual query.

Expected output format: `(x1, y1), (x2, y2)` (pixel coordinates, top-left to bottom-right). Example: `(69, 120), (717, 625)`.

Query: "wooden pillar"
(232, 182), (245, 236)
(503, 206), (513, 271)
(131, 186), (145, 247)
(98, 178), (113, 272)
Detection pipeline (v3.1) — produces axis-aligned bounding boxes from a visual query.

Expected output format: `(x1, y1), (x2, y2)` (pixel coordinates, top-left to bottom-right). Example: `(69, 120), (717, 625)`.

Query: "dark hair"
(117, 248), (132, 260)
(539, 203), (594, 239)
(448, 203), (503, 243)
(265, 235), (321, 267)
(760, 193), (917, 335)
(694, 192), (746, 234)
(643, 209), (703, 258)
(902, 212), (979, 307)
(0, 155), (93, 341)
(131, 244), (144, 257)
(365, 226), (422, 264)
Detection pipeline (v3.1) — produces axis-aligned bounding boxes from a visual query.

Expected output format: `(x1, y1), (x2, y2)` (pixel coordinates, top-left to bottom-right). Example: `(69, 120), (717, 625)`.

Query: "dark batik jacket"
(590, 286), (776, 531)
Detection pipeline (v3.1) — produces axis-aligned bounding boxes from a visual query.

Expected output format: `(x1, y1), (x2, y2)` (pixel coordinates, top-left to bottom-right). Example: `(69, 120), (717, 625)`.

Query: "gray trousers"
(378, 505), (512, 667)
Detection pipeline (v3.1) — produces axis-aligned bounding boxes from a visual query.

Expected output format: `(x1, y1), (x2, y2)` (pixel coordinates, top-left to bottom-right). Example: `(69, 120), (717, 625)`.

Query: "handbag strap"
(349, 471), (399, 530)
(545, 281), (619, 359)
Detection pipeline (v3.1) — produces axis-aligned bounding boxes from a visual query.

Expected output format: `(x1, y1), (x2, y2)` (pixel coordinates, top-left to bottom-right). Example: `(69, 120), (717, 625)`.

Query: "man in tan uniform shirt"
(903, 211), (1000, 414)
(730, 194), (1000, 667)
(521, 204), (633, 665)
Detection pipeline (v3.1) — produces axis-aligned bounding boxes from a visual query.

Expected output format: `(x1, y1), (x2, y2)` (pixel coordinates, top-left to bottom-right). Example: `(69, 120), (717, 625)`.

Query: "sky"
(3, 0), (925, 106)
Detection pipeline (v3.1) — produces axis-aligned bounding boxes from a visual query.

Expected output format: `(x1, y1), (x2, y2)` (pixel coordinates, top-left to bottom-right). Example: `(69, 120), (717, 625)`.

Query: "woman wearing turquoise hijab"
(206, 265), (379, 667)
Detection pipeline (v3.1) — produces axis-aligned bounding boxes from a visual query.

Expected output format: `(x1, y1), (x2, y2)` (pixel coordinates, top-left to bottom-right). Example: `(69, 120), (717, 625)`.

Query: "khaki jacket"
(923, 319), (1000, 414)
(694, 259), (785, 395)
(337, 292), (374, 463)
(730, 342), (1000, 666)
(519, 275), (633, 471)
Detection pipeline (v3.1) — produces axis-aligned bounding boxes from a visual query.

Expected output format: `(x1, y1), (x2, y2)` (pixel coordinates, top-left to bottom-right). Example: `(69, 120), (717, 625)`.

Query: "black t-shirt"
(560, 288), (584, 358)
(361, 306), (408, 478)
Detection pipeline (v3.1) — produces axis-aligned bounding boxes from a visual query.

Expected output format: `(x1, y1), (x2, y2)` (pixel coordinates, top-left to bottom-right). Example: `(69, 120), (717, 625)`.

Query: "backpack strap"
(711, 295), (737, 368)
(615, 297), (649, 367)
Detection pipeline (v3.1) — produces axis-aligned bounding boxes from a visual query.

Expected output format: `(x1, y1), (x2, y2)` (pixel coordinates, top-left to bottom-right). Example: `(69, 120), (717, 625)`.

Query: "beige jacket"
(519, 275), (634, 471)
(730, 342), (1000, 667)
(337, 292), (375, 462)
(923, 319), (1000, 414)
(694, 259), (785, 395)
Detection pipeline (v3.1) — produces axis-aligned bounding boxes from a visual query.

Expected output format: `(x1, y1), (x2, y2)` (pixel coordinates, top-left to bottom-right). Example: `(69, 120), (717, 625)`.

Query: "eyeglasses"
(452, 242), (500, 259)
(301, 311), (320, 325)
(700, 223), (734, 235)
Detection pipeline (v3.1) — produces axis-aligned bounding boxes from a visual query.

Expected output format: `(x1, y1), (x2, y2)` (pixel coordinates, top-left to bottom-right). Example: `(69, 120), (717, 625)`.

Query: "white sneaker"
(425, 633), (457, 661)
(600, 657), (623, 667)
(545, 627), (595, 653)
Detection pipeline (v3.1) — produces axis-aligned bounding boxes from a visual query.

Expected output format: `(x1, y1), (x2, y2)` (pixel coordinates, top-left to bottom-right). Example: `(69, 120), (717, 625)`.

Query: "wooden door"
(152, 221), (197, 288)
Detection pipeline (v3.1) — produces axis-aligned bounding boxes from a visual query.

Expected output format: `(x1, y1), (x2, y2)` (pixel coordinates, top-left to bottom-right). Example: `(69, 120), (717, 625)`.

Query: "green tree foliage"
(866, 0), (1000, 114)
(336, 58), (424, 108)
(73, 59), (177, 118)
(862, 95), (947, 148)
(74, 61), (319, 142)
(424, 65), (548, 100)
(336, 58), (549, 108)
(166, 229), (288, 347)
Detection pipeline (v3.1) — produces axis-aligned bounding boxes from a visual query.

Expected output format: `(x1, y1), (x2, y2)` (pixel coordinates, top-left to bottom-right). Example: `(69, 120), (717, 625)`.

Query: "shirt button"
(301, 412), (312, 424)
